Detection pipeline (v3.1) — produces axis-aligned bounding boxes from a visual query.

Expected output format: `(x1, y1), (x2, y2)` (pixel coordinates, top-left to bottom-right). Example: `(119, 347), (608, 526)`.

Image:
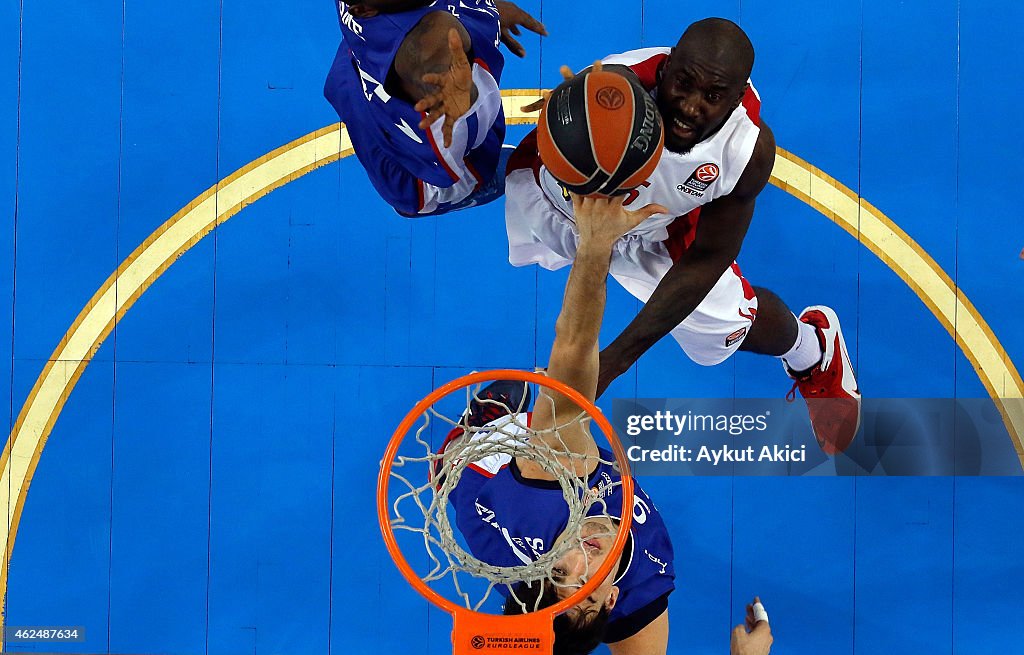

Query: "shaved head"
(675, 18), (754, 84)
(654, 17), (756, 153)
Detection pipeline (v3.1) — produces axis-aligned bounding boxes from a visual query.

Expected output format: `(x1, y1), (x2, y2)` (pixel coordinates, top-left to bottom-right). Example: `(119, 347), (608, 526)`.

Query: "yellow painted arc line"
(0, 89), (1021, 641)
(0, 123), (351, 635)
(771, 151), (1024, 458)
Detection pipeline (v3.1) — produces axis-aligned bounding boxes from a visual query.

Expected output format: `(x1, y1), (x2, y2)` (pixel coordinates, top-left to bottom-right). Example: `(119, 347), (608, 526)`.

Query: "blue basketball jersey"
(324, 1), (507, 215)
(447, 414), (675, 641)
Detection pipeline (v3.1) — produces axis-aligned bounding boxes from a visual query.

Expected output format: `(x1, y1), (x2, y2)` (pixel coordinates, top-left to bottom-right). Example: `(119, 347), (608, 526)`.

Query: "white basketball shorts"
(505, 166), (758, 367)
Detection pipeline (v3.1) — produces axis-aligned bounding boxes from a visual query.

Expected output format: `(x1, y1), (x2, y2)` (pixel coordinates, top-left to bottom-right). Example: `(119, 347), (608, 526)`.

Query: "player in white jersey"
(505, 18), (861, 455)
(448, 190), (773, 655)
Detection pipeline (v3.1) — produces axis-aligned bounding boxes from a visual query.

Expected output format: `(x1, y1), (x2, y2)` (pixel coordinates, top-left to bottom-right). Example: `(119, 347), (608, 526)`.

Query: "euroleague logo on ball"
(471, 635), (486, 649)
(696, 163), (720, 183)
(595, 86), (625, 110)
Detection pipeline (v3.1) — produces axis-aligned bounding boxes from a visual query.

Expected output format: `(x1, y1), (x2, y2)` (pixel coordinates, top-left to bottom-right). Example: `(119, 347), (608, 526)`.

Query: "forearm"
(533, 240), (613, 463)
(554, 242), (613, 350)
(605, 250), (733, 364)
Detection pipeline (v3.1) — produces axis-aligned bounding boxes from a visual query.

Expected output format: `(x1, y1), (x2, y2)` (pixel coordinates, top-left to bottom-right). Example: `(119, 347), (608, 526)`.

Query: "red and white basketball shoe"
(785, 306), (861, 455)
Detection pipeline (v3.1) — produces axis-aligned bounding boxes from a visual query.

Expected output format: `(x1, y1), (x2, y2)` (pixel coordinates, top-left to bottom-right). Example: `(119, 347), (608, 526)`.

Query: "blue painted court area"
(4, 1), (1024, 654)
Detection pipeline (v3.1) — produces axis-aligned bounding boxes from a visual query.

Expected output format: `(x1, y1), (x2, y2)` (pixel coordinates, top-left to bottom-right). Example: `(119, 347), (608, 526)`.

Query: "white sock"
(780, 316), (822, 373)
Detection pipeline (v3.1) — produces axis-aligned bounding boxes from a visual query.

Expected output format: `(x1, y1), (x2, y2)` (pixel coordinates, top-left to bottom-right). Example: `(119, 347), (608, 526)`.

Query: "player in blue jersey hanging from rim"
(324, 0), (545, 216)
(436, 191), (774, 655)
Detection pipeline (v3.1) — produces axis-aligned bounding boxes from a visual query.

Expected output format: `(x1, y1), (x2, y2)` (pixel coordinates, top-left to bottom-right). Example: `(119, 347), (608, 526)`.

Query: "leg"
(610, 260), (758, 367)
(739, 286), (799, 357)
(757, 298), (862, 456)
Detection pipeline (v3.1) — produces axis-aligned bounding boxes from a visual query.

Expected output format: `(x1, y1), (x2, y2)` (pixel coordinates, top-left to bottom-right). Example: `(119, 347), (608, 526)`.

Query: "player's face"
(657, 50), (747, 154)
(550, 519), (620, 618)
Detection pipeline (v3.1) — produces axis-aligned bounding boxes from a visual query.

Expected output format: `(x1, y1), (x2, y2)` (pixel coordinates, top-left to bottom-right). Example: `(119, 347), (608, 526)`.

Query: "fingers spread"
(501, 33), (526, 58)
(570, 192), (601, 218)
(415, 97), (444, 129)
(559, 65), (574, 81)
(418, 113), (439, 131)
(508, 23), (521, 36)
(420, 72), (444, 87)
(414, 91), (439, 112)
(523, 15), (547, 35)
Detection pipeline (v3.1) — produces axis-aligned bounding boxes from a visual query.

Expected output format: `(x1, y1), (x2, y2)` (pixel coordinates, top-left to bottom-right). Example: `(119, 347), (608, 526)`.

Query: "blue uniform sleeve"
(324, 2), (507, 216)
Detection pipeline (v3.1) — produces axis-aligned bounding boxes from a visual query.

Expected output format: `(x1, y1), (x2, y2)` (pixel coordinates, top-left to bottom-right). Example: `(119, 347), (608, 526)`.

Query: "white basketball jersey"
(536, 47), (762, 243)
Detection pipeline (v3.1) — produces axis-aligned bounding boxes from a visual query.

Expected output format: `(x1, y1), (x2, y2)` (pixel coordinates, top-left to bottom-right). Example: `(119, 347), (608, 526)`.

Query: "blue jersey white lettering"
(447, 414), (675, 631)
(324, 1), (506, 215)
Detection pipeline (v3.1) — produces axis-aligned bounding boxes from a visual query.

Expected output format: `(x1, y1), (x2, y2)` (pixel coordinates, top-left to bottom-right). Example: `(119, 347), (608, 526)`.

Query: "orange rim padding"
(377, 369), (634, 654)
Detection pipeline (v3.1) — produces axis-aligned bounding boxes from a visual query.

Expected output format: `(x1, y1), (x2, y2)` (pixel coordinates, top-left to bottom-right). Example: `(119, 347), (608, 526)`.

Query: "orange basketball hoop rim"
(376, 369), (634, 654)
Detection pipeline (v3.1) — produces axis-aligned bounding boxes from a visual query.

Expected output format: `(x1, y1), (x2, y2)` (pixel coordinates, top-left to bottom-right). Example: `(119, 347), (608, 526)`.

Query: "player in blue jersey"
(440, 193), (774, 655)
(324, 1), (545, 216)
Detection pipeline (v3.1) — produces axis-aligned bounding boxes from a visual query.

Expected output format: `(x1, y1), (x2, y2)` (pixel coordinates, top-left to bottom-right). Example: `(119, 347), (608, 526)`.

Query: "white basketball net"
(386, 380), (624, 614)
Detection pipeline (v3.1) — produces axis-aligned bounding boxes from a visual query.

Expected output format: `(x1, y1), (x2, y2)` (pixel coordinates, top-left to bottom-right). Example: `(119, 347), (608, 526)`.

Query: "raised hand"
(414, 28), (474, 148)
(495, 1), (547, 58)
(569, 191), (667, 250)
(730, 597), (773, 655)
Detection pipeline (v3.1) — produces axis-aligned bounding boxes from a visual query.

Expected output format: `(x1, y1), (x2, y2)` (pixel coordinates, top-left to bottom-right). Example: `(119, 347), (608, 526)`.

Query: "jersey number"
(623, 181), (652, 206)
(633, 496), (650, 525)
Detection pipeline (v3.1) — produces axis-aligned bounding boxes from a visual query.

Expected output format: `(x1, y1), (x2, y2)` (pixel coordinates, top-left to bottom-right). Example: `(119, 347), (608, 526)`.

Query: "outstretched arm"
(521, 195), (667, 479)
(596, 122), (777, 396)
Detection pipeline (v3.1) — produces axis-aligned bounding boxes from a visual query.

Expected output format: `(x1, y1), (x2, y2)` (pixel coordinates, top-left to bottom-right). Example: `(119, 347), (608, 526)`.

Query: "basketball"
(537, 69), (664, 196)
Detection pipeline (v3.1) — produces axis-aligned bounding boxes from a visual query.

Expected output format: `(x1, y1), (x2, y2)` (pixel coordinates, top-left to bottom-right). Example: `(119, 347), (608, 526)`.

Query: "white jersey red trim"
(436, 413), (534, 478)
(504, 47), (764, 367)
(514, 47), (763, 249)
